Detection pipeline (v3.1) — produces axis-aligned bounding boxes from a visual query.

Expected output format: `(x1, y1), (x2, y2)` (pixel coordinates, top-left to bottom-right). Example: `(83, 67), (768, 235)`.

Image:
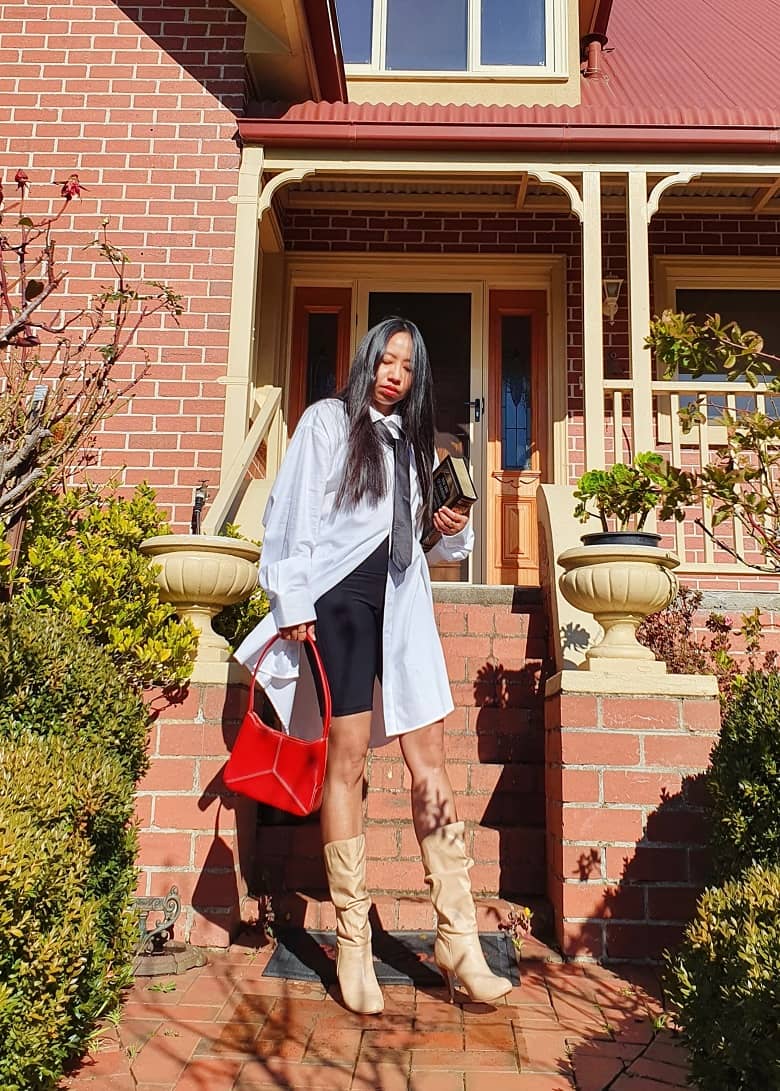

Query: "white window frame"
(342, 0), (569, 79)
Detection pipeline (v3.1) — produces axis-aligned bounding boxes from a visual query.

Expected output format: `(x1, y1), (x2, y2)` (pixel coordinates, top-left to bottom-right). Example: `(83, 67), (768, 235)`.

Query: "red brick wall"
(0, 0), (246, 529)
(546, 683), (722, 962)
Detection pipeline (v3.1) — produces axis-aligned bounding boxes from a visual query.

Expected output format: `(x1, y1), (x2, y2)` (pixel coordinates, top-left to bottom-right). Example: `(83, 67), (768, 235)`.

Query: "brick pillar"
(137, 671), (255, 948)
(545, 670), (721, 963)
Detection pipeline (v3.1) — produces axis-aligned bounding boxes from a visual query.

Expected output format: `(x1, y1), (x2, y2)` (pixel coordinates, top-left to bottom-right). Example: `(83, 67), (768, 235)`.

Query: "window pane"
(501, 315), (533, 470)
(482, 0), (546, 66)
(335, 0), (374, 64)
(386, 0), (467, 70)
(675, 288), (780, 418)
(306, 313), (340, 406)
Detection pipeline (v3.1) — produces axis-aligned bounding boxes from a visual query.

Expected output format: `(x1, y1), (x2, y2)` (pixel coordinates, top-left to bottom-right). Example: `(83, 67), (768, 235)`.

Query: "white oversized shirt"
(233, 397), (473, 747)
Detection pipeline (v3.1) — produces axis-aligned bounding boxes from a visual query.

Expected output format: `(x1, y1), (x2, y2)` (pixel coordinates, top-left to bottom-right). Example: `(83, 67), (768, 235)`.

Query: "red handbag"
(224, 634), (331, 817)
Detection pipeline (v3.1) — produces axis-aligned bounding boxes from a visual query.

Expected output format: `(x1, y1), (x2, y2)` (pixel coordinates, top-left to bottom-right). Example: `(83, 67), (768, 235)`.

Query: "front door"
(486, 290), (547, 585)
(367, 290), (474, 582)
(287, 280), (547, 585)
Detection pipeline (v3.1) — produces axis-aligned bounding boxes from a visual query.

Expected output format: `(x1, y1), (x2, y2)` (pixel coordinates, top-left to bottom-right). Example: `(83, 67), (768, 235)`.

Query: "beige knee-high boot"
(421, 821), (512, 1004)
(322, 834), (384, 1015)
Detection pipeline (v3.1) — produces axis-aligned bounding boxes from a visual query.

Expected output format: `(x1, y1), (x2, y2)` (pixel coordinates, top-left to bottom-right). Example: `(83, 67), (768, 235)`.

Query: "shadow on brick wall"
(471, 605), (555, 906)
(114, 0), (247, 111)
(190, 686), (258, 944)
(560, 772), (712, 964)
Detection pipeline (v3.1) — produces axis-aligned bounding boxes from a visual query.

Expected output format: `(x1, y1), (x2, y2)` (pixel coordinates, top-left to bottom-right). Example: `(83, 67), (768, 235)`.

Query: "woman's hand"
(279, 621), (316, 642)
(432, 505), (469, 537)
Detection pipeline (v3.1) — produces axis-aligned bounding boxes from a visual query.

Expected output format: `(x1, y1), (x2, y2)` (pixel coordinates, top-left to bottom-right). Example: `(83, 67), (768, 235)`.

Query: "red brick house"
(3, 0), (777, 958)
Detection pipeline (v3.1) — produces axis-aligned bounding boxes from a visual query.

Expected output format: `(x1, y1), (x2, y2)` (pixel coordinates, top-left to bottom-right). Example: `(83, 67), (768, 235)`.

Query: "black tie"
(376, 421), (413, 573)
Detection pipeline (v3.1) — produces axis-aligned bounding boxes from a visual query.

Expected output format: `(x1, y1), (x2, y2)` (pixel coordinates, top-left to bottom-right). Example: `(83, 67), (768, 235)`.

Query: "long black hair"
(335, 317), (435, 526)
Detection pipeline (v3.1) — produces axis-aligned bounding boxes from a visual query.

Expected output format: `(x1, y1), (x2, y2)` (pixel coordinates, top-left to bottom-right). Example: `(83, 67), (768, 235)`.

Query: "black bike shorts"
(312, 537), (389, 718)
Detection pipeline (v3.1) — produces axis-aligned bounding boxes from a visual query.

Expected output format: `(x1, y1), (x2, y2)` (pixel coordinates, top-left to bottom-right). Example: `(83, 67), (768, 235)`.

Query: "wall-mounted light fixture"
(602, 277), (624, 325)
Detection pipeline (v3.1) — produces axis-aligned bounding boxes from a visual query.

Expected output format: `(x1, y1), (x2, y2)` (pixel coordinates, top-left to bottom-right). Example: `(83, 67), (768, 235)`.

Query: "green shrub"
(0, 734), (139, 1091)
(16, 483), (197, 689)
(665, 865), (780, 1091)
(709, 669), (780, 880)
(0, 601), (150, 785)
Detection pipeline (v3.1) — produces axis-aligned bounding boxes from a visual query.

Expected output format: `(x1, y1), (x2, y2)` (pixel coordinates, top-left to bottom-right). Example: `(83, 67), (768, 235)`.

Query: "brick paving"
(62, 932), (694, 1091)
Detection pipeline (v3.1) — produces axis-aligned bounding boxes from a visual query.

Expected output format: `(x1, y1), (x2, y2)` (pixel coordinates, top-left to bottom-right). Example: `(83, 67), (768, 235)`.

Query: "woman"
(235, 317), (511, 1014)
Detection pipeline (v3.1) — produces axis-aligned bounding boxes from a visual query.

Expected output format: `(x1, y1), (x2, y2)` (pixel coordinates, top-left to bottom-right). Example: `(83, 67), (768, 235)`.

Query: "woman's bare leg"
(320, 710), (373, 844)
(399, 719), (458, 842)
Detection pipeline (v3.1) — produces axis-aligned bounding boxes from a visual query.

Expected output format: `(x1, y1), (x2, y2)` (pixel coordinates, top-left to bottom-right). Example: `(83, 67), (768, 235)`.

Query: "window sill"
(345, 69), (569, 82)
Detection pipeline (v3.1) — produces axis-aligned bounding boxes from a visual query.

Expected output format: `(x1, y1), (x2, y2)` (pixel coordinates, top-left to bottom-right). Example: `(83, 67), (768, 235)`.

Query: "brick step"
(254, 889), (557, 957)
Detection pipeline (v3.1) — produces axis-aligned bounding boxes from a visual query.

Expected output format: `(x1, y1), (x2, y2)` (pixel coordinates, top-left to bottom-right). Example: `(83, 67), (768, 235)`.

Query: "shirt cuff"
(271, 590), (317, 630)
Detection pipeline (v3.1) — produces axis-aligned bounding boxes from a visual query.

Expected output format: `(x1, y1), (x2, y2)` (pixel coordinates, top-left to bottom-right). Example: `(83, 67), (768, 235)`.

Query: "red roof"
(240, 0), (780, 150)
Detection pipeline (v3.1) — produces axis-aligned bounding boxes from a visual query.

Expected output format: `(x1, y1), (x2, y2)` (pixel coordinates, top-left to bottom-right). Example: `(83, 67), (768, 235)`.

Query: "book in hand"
(422, 455), (478, 551)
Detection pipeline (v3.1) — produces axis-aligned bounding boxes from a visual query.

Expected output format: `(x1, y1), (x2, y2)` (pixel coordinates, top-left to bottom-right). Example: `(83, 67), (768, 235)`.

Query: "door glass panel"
(368, 291), (472, 580)
(306, 312), (340, 405)
(500, 314), (533, 469)
(334, 0), (374, 63)
(386, 0), (467, 70)
(481, 0), (546, 66)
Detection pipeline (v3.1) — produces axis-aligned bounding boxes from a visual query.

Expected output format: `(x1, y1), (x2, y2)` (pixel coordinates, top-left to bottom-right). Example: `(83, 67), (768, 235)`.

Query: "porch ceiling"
(278, 174), (780, 215)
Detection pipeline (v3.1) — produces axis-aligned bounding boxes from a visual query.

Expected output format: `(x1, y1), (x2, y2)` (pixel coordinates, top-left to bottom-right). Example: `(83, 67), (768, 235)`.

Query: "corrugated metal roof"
(249, 0), (780, 131)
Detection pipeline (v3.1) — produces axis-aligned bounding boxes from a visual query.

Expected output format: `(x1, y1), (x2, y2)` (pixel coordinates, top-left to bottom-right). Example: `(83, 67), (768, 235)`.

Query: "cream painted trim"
(582, 171), (605, 469)
(202, 386), (283, 535)
(646, 171), (701, 221)
(627, 171), (654, 458)
(528, 170), (583, 221)
(654, 255), (780, 314)
(261, 153), (780, 175)
(221, 146), (265, 478)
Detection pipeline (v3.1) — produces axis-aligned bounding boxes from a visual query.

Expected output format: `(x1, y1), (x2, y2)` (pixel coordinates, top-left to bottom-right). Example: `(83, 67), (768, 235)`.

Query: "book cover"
(422, 456), (478, 551)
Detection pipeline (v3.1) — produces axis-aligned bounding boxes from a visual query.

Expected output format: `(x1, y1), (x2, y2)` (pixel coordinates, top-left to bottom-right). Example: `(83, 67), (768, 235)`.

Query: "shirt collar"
(369, 405), (404, 436)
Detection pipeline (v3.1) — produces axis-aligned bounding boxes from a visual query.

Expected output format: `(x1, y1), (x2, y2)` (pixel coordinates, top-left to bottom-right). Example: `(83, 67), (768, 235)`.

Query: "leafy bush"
(708, 670), (780, 880)
(665, 865), (780, 1091)
(638, 586), (776, 706)
(16, 483), (197, 689)
(0, 600), (150, 784)
(0, 734), (138, 1091)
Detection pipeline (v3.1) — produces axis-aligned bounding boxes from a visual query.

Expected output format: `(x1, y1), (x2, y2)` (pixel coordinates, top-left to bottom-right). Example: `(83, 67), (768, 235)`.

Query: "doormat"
(263, 929), (520, 988)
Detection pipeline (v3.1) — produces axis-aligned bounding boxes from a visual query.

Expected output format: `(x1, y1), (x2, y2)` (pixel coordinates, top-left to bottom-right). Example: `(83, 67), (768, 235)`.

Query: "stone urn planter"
(557, 541), (679, 672)
(139, 534), (261, 664)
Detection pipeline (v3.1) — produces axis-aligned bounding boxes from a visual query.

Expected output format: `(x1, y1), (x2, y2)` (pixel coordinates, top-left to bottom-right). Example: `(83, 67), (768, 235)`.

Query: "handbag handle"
(247, 632), (332, 741)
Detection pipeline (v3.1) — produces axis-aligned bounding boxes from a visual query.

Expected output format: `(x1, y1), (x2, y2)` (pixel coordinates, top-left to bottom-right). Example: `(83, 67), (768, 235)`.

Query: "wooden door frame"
(287, 286), (352, 430)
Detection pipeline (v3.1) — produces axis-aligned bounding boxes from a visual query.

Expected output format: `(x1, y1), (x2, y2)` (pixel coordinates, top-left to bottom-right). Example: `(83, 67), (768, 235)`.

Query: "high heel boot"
(322, 834), (384, 1014)
(420, 821), (512, 1004)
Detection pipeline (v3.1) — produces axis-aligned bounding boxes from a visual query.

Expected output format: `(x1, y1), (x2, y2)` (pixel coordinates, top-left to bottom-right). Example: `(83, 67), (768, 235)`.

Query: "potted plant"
(572, 451), (674, 547)
(557, 453), (681, 670)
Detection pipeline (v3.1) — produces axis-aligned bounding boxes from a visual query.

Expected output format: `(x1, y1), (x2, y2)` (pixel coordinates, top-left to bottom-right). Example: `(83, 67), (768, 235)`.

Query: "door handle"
(465, 397), (484, 422)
